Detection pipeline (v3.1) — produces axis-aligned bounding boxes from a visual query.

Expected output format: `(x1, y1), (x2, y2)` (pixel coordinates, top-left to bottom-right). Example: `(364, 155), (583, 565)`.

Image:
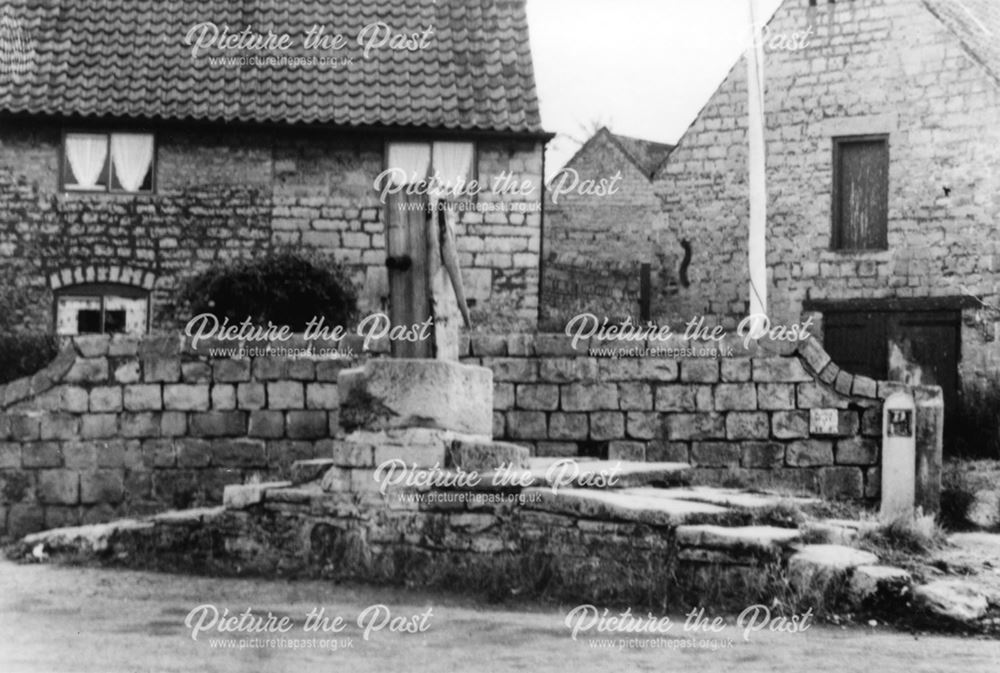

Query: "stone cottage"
(541, 128), (676, 327)
(654, 0), (1000, 456)
(0, 0), (549, 336)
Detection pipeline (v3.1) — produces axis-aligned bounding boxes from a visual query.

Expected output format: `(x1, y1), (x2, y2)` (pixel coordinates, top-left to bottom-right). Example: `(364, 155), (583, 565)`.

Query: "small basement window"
(62, 131), (155, 193)
(831, 135), (889, 250)
(55, 284), (150, 336)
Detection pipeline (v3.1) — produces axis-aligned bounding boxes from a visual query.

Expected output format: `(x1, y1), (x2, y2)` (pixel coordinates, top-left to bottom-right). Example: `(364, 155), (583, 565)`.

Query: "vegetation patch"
(178, 248), (358, 331)
(0, 333), (60, 385)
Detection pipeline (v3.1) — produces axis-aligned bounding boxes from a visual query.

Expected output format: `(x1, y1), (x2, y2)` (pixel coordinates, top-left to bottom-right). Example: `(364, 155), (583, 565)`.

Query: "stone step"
(290, 456), (694, 495)
(473, 459), (692, 491)
(675, 524), (801, 563)
(787, 544), (880, 586)
(522, 487), (740, 527)
(628, 486), (815, 511)
(447, 438), (531, 472)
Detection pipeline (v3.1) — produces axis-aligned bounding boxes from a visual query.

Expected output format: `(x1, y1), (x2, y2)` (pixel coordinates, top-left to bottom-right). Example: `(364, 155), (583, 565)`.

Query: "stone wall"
(0, 334), (366, 538)
(0, 331), (936, 539)
(541, 130), (677, 328)
(0, 120), (544, 331)
(540, 253), (660, 330)
(461, 332), (934, 501)
(654, 0), (1000, 326)
(651, 0), (1000, 452)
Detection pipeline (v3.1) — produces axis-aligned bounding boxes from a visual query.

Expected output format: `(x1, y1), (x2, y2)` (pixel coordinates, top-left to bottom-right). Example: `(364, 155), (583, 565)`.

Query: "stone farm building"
(0, 0), (549, 335)
(541, 127), (676, 327)
(654, 0), (1000, 456)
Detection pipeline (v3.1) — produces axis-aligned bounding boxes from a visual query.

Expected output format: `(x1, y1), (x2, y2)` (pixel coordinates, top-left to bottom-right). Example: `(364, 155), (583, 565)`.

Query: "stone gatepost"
(880, 385), (943, 520)
(913, 385), (944, 514)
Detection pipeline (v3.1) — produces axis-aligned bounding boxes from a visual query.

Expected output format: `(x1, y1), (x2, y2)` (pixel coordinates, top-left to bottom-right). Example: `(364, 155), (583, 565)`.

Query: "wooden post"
(639, 262), (651, 322)
(746, 0), (768, 327)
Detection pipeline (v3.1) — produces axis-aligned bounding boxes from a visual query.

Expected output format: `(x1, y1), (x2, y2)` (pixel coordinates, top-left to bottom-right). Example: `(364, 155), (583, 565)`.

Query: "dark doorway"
(818, 302), (962, 455)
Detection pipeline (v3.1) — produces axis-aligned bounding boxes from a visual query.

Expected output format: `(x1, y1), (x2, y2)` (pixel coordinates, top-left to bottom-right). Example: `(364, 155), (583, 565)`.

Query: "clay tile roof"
(0, 0), (545, 135)
(924, 0), (1000, 84)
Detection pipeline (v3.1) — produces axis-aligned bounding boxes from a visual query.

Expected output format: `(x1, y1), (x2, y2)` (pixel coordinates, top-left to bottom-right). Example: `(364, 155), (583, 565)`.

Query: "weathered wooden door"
(887, 311), (960, 441)
(833, 137), (889, 250)
(823, 309), (960, 451)
(823, 310), (887, 380)
(384, 191), (432, 358)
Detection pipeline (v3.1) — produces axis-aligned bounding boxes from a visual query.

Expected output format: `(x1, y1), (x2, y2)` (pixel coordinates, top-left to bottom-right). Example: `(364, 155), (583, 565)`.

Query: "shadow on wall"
(539, 253), (678, 331)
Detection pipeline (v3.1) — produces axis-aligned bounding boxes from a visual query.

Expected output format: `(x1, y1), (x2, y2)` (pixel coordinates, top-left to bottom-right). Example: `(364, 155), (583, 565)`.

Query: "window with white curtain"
(55, 284), (150, 335)
(385, 140), (475, 197)
(62, 131), (155, 193)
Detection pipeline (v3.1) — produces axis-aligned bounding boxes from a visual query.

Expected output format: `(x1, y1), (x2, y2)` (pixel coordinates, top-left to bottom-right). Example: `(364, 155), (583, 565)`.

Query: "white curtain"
(111, 133), (154, 192)
(65, 134), (108, 188)
(432, 141), (474, 197)
(387, 142), (431, 186)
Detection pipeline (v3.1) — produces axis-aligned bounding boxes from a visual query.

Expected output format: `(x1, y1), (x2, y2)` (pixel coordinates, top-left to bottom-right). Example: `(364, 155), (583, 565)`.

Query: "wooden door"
(823, 309), (960, 453)
(385, 191), (432, 358)
(887, 311), (960, 444)
(823, 311), (887, 380)
(833, 137), (889, 250)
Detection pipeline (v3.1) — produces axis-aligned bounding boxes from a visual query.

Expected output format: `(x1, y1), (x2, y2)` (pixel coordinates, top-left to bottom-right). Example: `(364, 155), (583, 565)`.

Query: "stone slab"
(526, 458), (692, 489)
(676, 524), (801, 551)
(628, 486), (815, 511)
(338, 359), (493, 435)
(291, 459), (338, 485)
(150, 506), (226, 525)
(788, 544), (879, 580)
(523, 487), (734, 527)
(447, 438), (531, 472)
(914, 580), (989, 623)
(223, 482), (293, 509)
(848, 565), (912, 605)
(20, 520), (154, 556)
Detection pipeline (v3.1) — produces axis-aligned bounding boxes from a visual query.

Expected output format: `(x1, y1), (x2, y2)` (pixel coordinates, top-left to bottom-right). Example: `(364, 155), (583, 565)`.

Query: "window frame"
(830, 133), (889, 252)
(53, 283), (152, 336)
(381, 138), (479, 201)
(60, 129), (158, 195)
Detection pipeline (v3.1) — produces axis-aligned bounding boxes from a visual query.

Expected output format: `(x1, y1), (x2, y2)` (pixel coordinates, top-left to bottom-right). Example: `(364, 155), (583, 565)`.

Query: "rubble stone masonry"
(0, 331), (936, 539)
(653, 0), (1000, 450)
(0, 120), (543, 331)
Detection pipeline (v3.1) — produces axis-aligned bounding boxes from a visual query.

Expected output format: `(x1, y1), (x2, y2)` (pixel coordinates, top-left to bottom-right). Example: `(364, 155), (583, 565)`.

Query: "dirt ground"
(0, 559), (998, 673)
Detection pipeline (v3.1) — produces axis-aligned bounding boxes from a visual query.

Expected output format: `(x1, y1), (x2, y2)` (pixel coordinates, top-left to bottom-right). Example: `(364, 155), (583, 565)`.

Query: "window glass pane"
(109, 133), (155, 192)
(386, 142), (431, 186)
(77, 310), (103, 334)
(105, 295), (149, 335)
(56, 296), (101, 335)
(431, 141), (475, 196)
(103, 310), (127, 334)
(64, 133), (109, 190)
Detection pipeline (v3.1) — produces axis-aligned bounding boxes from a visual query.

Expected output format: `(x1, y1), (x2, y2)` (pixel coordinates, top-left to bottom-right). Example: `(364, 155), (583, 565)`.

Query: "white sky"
(527, 0), (784, 176)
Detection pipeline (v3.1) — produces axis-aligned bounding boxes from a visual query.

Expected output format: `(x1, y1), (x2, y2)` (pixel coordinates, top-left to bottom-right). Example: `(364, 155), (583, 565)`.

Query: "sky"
(527, 0), (785, 177)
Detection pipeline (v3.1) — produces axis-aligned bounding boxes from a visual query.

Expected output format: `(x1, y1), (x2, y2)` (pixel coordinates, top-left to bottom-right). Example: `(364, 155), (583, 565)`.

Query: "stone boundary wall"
(540, 255), (643, 324)
(459, 332), (933, 502)
(0, 334), (367, 539)
(538, 253), (679, 330)
(1, 331), (937, 539)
